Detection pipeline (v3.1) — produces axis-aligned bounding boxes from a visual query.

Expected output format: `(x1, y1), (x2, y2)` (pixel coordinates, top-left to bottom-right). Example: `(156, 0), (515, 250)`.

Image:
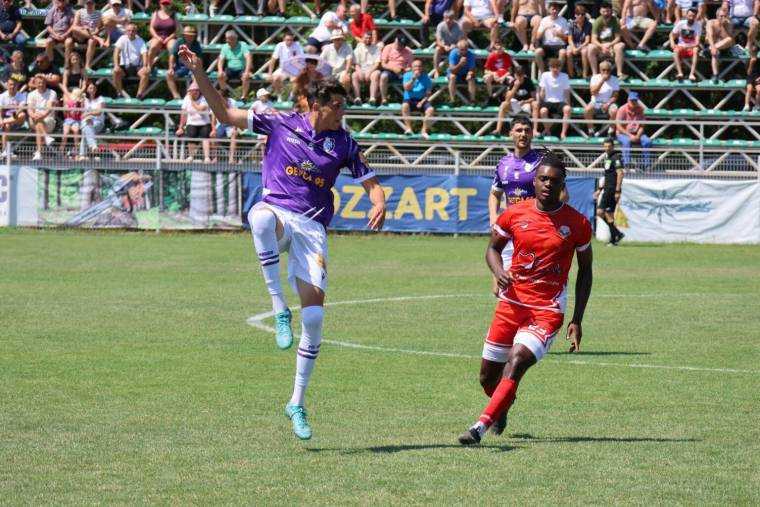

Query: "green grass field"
(1, 228), (759, 504)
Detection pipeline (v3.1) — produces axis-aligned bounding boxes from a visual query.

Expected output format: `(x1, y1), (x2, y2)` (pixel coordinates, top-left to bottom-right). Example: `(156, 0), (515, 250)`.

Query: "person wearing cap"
(268, 33), (304, 100)
(534, 1), (570, 73)
(252, 87), (275, 114)
(434, 9), (464, 78)
(402, 59), (435, 139)
(113, 23), (150, 97)
(0, 0), (27, 53)
(306, 5), (347, 54)
(168, 25), (203, 99)
(71, 0), (107, 71)
(102, 0), (133, 44)
(448, 36), (477, 104)
(352, 30), (381, 105)
(44, 0), (75, 64)
(379, 35), (413, 105)
(615, 91), (652, 168)
(218, 30), (253, 100)
(461, 0), (503, 48)
(670, 6), (702, 82)
(176, 80), (212, 163)
(320, 29), (353, 92)
(147, 0), (179, 68)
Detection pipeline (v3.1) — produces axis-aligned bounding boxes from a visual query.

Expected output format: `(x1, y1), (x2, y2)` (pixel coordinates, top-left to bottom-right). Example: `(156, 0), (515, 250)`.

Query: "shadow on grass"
(510, 433), (699, 443)
(548, 351), (652, 356)
(307, 443), (516, 454)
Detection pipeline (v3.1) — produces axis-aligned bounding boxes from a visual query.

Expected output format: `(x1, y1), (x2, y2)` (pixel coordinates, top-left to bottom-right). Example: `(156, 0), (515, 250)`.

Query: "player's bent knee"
(248, 206), (278, 236)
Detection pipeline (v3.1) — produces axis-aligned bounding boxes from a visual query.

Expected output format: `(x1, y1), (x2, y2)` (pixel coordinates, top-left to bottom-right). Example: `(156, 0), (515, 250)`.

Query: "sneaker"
(615, 231), (626, 244)
(0, 150), (7, 159)
(45, 135), (55, 146)
(458, 427), (482, 446)
(274, 309), (294, 350)
(285, 403), (312, 440)
(32, 151), (41, 161)
(490, 411), (508, 436)
(353, 97), (362, 106)
(743, 104), (751, 111)
(730, 44), (745, 58)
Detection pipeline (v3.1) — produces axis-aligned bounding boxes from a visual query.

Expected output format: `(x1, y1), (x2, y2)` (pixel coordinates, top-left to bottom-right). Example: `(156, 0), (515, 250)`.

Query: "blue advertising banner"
(243, 173), (597, 234)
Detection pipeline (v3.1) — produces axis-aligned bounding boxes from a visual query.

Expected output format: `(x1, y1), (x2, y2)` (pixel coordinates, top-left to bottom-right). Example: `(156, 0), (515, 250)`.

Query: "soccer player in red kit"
(459, 150), (593, 445)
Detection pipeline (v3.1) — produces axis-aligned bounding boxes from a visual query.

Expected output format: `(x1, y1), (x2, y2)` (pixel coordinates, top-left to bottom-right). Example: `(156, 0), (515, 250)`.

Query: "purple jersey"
(492, 149), (541, 205)
(248, 110), (375, 227)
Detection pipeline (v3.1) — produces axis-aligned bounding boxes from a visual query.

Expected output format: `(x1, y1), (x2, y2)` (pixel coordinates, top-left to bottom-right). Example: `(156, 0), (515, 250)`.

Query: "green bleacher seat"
(122, 126), (163, 136)
(209, 14), (236, 22)
(178, 14), (209, 23)
(132, 12), (150, 22)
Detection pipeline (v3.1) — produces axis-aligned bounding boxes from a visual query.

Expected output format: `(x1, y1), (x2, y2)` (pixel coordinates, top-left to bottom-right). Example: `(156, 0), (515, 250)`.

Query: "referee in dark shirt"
(598, 137), (625, 245)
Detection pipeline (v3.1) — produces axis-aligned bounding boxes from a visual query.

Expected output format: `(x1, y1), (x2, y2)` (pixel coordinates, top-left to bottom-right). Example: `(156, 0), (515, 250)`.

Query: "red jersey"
(493, 199), (592, 313)
(349, 13), (376, 38)
(485, 52), (513, 77)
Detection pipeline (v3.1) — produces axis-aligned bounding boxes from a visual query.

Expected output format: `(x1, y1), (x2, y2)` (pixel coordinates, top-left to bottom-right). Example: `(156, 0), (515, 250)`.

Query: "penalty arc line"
(246, 294), (758, 375)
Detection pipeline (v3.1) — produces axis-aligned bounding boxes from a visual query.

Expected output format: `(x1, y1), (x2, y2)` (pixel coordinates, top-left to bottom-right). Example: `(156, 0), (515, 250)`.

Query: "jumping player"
(460, 150), (593, 445)
(597, 137), (625, 245)
(178, 46), (387, 441)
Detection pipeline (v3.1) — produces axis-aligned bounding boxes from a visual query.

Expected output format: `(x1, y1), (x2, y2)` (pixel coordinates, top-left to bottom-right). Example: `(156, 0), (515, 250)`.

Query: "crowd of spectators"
(0, 0), (758, 167)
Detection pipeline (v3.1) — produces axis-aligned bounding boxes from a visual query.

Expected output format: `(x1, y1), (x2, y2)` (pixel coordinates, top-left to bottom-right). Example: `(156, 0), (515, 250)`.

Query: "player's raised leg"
(248, 203), (293, 349)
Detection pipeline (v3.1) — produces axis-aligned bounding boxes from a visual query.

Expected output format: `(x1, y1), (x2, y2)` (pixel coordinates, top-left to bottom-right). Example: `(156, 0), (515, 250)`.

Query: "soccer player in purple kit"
(178, 45), (387, 441)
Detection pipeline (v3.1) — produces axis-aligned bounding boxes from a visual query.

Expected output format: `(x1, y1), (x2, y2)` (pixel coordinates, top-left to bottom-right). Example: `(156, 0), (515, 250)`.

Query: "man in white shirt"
(320, 30), (353, 91)
(306, 6), (347, 54)
(670, 6), (702, 82)
(584, 60), (619, 137)
(534, 1), (569, 72)
(726, 0), (759, 54)
(461, 0), (504, 48)
(268, 33), (304, 99)
(538, 58), (571, 139)
(0, 78), (26, 158)
(113, 22), (149, 98)
(251, 87), (275, 114)
(26, 74), (58, 161)
(352, 31), (381, 105)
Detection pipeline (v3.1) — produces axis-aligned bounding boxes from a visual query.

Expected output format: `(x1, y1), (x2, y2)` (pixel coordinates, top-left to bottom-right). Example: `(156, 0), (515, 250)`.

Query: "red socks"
(479, 378), (518, 426)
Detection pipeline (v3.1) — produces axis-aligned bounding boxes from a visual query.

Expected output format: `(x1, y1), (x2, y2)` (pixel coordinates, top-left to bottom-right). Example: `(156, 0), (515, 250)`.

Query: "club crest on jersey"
(300, 160), (317, 173)
(558, 225), (571, 238)
(323, 137), (335, 154)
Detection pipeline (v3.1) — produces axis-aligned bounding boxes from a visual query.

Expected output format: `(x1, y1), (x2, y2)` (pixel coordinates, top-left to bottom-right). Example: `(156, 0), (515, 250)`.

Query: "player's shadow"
(510, 433), (699, 443)
(307, 443), (515, 454)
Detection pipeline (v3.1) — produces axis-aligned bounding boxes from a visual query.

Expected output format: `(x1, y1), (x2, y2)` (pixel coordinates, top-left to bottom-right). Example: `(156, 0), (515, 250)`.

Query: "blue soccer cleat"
(285, 403), (312, 440)
(273, 309), (293, 350)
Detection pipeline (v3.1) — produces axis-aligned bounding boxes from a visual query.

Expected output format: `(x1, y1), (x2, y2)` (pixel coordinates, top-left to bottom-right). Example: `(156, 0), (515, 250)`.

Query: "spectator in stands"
(448, 36), (477, 104)
(182, 0), (198, 15)
(434, 10), (463, 78)
(0, 0), (26, 53)
(168, 25), (202, 99)
(706, 7), (744, 82)
(379, 35), (413, 105)
(321, 29), (353, 92)
(585, 60), (619, 136)
(352, 31), (381, 104)
(26, 74), (58, 161)
(538, 57), (571, 139)
(79, 81), (105, 158)
(589, 2), (626, 78)
(71, 0), (107, 71)
(348, 3), (378, 45)
(669, 0), (705, 22)
(59, 86), (82, 158)
(103, 0), (133, 45)
(30, 53), (62, 89)
(0, 77), (26, 158)
(268, 33), (304, 100)
(176, 80), (211, 163)
(259, 0), (285, 17)
(147, 0), (179, 67)
(213, 86), (239, 165)
(1, 50), (27, 91)
(511, 0), (545, 52)
(252, 87), (275, 113)
(670, 6), (701, 82)
(44, 0), (75, 64)
(422, 0), (460, 40)
(620, 0), (657, 51)
(113, 22), (150, 98)
(492, 64), (537, 135)
(315, 0), (351, 17)
(483, 40), (512, 103)
(725, 0), (759, 54)
(292, 56), (323, 112)
(568, 4), (592, 77)
(616, 90), (652, 168)
(61, 51), (84, 93)
(744, 55), (760, 109)
(461, 0), (502, 48)
(534, 1), (570, 73)
(402, 59), (435, 139)
(306, 5), (347, 54)
(217, 30), (253, 100)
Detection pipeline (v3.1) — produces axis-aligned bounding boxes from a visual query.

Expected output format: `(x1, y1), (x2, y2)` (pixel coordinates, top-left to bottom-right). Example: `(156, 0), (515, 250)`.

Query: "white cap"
(330, 29), (345, 40)
(256, 88), (271, 99)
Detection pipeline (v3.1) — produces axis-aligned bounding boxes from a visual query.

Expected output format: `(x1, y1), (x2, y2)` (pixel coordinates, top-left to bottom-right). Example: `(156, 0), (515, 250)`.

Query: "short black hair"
(600, 2), (612, 9)
(510, 115), (532, 130)
(306, 78), (347, 107)
(537, 148), (567, 178)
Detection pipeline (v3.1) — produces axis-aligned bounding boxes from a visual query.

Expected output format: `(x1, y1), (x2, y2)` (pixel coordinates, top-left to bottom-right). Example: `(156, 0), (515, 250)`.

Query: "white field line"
(246, 293), (758, 375)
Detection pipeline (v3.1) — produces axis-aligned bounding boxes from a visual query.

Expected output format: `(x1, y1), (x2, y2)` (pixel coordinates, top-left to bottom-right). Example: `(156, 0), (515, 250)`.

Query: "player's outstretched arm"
(362, 176), (386, 230)
(486, 230), (514, 289)
(567, 245), (593, 353)
(178, 45), (248, 130)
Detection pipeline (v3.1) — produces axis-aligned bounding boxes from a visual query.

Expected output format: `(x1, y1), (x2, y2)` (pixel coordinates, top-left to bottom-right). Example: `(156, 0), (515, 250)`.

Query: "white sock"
(290, 306), (324, 407)
(471, 421), (487, 436)
(249, 207), (288, 313)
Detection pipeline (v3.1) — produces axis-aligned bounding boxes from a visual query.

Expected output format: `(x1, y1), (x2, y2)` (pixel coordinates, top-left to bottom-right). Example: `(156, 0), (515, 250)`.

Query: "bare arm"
(178, 44), (248, 129)
(488, 189), (503, 225)
(361, 176), (387, 230)
(486, 229), (514, 287)
(567, 245), (593, 352)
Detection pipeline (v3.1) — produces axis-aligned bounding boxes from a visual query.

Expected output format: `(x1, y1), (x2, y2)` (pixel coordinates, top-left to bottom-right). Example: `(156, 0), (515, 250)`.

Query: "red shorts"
(482, 300), (564, 362)
(677, 47), (695, 59)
